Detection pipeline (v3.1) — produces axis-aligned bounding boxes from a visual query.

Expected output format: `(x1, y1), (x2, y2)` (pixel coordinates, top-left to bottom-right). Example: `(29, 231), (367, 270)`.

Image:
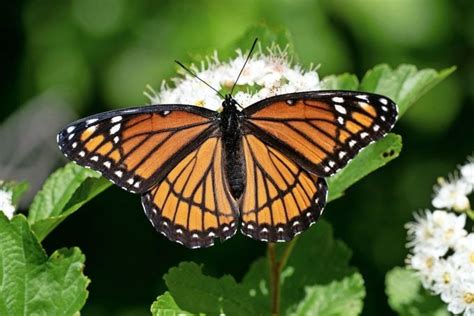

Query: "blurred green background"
(1, 0), (473, 315)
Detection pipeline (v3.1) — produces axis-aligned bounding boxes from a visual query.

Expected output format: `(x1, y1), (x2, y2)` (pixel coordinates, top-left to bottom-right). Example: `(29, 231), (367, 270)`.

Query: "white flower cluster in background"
(406, 156), (474, 315)
(433, 158), (473, 211)
(144, 46), (321, 111)
(0, 189), (15, 219)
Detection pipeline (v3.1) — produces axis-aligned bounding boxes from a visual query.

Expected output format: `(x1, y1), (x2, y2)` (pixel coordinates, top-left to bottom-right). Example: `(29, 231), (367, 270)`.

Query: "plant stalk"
(268, 236), (299, 316)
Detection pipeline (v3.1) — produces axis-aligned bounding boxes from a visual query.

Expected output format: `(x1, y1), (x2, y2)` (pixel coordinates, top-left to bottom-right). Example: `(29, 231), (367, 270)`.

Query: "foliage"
(291, 273), (365, 316)
(151, 292), (195, 316)
(0, 213), (89, 316)
(27, 163), (111, 241)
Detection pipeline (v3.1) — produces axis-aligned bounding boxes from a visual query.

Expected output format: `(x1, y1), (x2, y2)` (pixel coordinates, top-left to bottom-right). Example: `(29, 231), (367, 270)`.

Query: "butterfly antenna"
(230, 38), (258, 96)
(175, 60), (225, 100)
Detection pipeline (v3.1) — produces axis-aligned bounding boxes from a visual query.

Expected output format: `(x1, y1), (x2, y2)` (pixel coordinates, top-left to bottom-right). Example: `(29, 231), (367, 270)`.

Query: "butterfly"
(57, 42), (397, 249)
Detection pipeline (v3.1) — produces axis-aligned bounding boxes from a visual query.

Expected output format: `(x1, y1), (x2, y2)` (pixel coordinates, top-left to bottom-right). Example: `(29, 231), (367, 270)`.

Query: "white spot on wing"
(68, 133), (75, 140)
(379, 98), (388, 105)
(79, 151), (85, 157)
(66, 126), (75, 133)
(86, 118), (98, 125)
(332, 97), (344, 103)
(335, 104), (347, 114)
(111, 116), (123, 123)
(110, 124), (121, 135)
(337, 117), (344, 125)
(115, 170), (123, 177)
(90, 155), (99, 161)
(103, 161), (111, 168)
(349, 140), (357, 147)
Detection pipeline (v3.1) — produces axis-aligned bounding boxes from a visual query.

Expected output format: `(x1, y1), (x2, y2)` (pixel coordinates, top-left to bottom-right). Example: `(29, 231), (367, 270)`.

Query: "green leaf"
(359, 64), (456, 117)
(0, 213), (89, 315)
(385, 267), (449, 316)
(151, 292), (196, 316)
(28, 163), (111, 241)
(291, 273), (366, 316)
(321, 73), (359, 90)
(241, 220), (355, 313)
(0, 181), (29, 207)
(327, 133), (402, 201)
(164, 262), (258, 316)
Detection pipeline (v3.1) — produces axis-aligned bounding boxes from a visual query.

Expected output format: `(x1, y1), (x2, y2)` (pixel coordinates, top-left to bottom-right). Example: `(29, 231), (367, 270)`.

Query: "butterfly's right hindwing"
(141, 137), (239, 248)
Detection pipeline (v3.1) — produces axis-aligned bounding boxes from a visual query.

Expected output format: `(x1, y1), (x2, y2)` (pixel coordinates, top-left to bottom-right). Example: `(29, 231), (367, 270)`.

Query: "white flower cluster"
(144, 47), (321, 111)
(406, 157), (474, 315)
(0, 189), (15, 219)
(433, 158), (474, 211)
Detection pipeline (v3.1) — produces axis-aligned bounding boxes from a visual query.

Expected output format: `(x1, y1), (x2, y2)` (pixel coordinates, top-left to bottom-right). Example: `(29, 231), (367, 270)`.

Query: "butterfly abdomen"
(220, 100), (246, 199)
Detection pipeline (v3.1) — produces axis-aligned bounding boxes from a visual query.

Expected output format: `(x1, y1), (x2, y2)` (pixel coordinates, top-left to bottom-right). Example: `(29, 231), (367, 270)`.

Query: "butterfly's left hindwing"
(240, 134), (327, 242)
(57, 105), (218, 193)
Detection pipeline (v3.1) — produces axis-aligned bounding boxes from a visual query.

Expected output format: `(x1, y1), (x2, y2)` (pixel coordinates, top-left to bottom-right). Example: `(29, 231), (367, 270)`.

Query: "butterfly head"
(223, 94), (239, 111)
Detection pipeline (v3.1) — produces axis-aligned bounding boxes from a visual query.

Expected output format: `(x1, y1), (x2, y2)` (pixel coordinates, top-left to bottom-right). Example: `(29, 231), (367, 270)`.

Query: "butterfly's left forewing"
(242, 91), (397, 177)
(57, 105), (218, 193)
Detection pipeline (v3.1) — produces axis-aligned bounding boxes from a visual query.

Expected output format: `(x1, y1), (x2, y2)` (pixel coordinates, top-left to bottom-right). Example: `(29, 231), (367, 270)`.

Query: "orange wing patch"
(243, 92), (398, 176)
(58, 107), (217, 193)
(240, 134), (327, 242)
(141, 137), (239, 248)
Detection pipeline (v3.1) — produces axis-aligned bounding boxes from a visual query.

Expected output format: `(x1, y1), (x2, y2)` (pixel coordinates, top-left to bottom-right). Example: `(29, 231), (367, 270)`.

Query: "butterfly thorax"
(220, 95), (245, 199)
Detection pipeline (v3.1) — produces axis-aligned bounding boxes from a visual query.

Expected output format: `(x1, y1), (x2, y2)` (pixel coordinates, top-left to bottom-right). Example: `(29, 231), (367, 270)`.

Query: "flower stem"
(268, 236), (299, 315)
(268, 243), (280, 315)
(466, 209), (474, 221)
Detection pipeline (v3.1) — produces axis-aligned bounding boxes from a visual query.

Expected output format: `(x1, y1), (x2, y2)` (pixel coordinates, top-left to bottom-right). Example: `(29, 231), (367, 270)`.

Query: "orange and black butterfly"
(57, 43), (397, 249)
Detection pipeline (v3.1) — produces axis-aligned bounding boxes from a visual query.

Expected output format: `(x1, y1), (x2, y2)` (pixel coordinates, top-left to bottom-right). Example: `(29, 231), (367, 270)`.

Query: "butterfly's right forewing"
(57, 105), (219, 193)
